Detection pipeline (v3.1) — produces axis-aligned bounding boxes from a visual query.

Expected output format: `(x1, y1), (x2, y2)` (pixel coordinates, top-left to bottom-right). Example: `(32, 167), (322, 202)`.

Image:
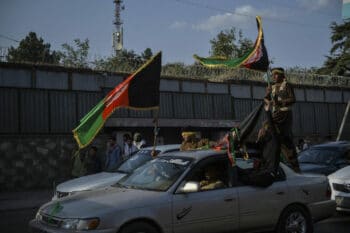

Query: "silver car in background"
(32, 149), (335, 233)
(328, 165), (350, 212)
(53, 144), (180, 200)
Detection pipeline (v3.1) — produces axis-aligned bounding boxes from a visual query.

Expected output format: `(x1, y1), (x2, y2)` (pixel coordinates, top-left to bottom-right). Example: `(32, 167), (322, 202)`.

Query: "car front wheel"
(276, 205), (313, 233)
(119, 221), (159, 233)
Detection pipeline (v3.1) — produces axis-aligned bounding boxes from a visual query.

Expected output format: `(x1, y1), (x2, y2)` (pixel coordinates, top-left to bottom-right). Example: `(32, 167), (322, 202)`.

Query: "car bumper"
(308, 200), (336, 222)
(335, 196), (350, 212)
(29, 219), (116, 233)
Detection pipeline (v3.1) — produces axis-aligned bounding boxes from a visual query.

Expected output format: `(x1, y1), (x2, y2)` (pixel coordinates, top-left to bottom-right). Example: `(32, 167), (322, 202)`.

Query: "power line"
(0, 34), (20, 43)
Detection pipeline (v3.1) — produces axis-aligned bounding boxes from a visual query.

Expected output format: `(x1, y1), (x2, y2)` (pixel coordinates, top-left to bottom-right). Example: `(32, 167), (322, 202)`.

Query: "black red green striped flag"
(73, 52), (162, 148)
(193, 16), (269, 72)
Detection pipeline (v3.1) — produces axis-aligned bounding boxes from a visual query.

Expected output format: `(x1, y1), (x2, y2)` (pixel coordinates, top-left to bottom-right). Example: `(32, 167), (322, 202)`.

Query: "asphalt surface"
(0, 190), (349, 233)
(1, 207), (349, 233)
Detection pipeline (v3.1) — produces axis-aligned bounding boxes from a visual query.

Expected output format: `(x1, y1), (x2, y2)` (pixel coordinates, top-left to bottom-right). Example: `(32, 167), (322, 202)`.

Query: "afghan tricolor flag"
(193, 16), (269, 72)
(73, 52), (162, 148)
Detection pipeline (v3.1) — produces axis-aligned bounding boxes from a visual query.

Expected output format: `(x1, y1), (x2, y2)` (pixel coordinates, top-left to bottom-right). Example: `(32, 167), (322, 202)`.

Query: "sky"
(0, 0), (345, 68)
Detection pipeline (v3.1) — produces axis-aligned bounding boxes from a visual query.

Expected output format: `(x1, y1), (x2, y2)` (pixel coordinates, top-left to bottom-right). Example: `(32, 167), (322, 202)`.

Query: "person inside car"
(200, 165), (226, 190)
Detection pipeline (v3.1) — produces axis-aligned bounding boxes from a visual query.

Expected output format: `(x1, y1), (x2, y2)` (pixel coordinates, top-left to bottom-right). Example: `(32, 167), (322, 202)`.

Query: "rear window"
(298, 149), (342, 164)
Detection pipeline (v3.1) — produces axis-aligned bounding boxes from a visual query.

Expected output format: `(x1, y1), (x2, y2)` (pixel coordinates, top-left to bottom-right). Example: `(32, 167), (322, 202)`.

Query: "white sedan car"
(328, 165), (350, 212)
(31, 149), (335, 233)
(53, 144), (180, 200)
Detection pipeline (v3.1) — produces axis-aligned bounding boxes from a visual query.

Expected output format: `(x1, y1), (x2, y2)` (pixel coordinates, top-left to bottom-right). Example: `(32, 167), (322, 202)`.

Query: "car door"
(237, 166), (289, 232)
(172, 157), (238, 233)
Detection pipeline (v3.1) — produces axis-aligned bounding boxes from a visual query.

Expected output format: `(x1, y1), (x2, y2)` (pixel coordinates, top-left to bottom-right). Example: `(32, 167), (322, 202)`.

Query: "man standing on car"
(264, 67), (300, 172)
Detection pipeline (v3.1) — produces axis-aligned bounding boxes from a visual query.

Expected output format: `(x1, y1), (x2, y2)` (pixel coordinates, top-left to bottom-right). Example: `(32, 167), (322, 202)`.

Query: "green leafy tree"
(162, 62), (188, 76)
(6, 32), (60, 64)
(209, 28), (254, 58)
(94, 49), (143, 72)
(60, 39), (90, 68)
(318, 21), (350, 76)
(141, 48), (153, 61)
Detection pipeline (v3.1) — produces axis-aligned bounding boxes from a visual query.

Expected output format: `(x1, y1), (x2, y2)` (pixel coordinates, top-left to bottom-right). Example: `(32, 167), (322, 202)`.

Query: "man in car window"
(200, 165), (225, 190)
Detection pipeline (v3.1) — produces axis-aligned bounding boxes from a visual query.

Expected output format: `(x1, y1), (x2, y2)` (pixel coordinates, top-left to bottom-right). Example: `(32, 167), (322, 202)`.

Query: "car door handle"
(276, 191), (285, 195)
(224, 197), (236, 202)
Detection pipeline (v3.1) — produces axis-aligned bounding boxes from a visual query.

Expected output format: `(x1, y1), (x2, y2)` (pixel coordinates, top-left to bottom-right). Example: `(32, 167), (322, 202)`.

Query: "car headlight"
(61, 218), (100, 230)
(35, 211), (42, 221)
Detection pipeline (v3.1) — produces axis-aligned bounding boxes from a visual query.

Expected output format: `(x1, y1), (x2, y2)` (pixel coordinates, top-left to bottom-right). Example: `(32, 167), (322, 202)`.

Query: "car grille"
(333, 183), (350, 193)
(56, 191), (69, 198)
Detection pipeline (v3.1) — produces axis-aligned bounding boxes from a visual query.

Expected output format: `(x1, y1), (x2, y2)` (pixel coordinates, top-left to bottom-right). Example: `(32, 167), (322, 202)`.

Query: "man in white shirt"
(123, 134), (138, 160)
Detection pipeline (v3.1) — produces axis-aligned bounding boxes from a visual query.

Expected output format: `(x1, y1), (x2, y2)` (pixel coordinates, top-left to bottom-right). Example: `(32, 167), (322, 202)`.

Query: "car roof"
(142, 144), (181, 153)
(310, 141), (350, 151)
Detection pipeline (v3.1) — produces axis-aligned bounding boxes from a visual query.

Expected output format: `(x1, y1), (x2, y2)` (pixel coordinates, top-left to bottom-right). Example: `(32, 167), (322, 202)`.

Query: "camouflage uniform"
(180, 137), (209, 151)
(265, 76), (300, 172)
(180, 132), (210, 151)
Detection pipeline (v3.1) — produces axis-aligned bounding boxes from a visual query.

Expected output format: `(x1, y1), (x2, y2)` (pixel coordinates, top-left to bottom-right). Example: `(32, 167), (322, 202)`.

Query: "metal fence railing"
(1, 60), (350, 87)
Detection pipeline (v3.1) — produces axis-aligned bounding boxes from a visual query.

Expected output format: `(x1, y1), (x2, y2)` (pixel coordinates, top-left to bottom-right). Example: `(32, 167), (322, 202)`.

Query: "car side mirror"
(178, 181), (199, 193)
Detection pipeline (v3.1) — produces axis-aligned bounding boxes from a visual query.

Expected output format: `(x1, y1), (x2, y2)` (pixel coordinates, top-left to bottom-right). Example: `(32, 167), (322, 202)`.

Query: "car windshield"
(109, 150), (157, 173)
(298, 149), (341, 164)
(116, 156), (192, 191)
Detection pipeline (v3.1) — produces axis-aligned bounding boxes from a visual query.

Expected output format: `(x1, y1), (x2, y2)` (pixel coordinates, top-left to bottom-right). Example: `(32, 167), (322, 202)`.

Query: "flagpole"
(151, 108), (159, 157)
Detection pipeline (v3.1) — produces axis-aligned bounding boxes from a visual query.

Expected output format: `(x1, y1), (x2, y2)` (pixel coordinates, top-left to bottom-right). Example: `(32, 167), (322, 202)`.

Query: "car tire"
(119, 221), (159, 233)
(276, 205), (313, 233)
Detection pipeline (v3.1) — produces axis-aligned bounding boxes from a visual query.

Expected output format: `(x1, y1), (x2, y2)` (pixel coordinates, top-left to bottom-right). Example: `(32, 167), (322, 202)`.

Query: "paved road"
(1, 207), (349, 233)
(314, 213), (350, 233)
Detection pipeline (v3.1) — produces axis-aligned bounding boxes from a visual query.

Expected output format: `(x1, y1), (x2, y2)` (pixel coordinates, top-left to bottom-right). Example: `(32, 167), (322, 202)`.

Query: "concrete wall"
(0, 134), (107, 191)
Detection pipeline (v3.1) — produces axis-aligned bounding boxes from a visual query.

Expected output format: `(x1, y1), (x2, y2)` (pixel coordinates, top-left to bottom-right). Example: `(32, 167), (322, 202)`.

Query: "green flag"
(73, 52), (162, 148)
(194, 16), (269, 72)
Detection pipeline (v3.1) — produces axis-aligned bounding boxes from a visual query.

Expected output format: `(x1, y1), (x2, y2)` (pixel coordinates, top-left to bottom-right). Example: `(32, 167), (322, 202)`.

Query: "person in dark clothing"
(256, 111), (281, 173)
(240, 102), (281, 187)
(84, 146), (101, 175)
(264, 67), (300, 173)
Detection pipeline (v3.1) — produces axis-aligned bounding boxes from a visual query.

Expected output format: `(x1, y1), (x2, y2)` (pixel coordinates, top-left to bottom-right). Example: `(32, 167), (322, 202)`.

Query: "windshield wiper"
(115, 169), (129, 174)
(112, 183), (128, 188)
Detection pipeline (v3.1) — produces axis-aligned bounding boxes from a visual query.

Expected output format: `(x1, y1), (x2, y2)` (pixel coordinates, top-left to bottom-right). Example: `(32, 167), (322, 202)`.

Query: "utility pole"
(113, 0), (124, 57)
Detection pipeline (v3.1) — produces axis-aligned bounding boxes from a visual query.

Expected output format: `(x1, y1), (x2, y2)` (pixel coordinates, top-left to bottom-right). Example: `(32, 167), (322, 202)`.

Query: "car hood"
(40, 187), (168, 218)
(328, 165), (350, 180)
(56, 172), (126, 193)
(299, 163), (334, 175)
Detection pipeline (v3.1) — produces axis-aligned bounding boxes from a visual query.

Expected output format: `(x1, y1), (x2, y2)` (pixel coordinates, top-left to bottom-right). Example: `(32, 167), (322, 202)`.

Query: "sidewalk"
(0, 190), (53, 212)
